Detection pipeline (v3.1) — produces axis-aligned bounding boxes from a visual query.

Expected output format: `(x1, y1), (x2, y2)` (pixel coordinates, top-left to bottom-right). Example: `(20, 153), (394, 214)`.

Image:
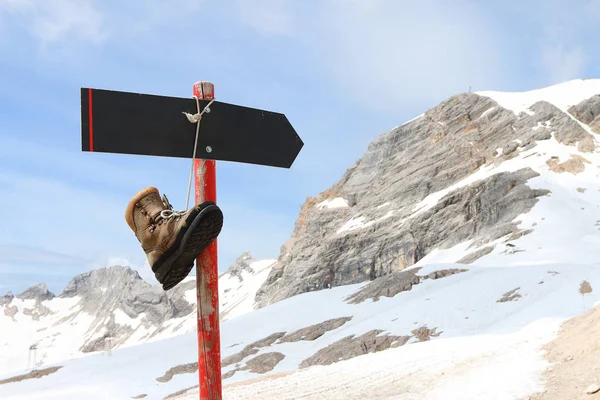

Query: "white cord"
(183, 97), (215, 210)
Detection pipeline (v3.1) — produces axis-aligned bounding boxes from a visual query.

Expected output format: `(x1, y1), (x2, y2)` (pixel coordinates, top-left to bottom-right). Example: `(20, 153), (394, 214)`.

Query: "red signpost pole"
(193, 81), (222, 400)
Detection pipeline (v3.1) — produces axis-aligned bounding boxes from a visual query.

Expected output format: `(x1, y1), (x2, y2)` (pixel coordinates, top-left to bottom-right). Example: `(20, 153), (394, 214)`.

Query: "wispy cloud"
(0, 244), (90, 266)
(0, 244), (93, 294)
(539, 44), (587, 84)
(0, 0), (107, 45)
(234, 0), (518, 113)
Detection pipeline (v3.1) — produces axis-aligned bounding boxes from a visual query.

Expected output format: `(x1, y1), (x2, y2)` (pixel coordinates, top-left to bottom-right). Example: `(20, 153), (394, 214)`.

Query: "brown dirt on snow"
(530, 304), (600, 399)
(546, 155), (590, 174)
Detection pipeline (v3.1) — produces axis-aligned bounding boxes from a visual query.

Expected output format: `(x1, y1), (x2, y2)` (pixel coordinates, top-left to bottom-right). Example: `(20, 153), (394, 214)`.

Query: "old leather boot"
(125, 186), (223, 290)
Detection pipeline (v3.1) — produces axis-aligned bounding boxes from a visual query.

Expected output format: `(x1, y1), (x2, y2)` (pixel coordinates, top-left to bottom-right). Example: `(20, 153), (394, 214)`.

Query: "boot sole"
(152, 202), (223, 291)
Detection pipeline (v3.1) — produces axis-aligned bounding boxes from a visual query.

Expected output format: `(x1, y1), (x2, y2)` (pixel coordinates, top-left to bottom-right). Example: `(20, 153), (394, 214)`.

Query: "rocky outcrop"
(422, 269), (468, 280)
(255, 92), (563, 308)
(222, 332), (286, 368)
(279, 317), (353, 343)
(497, 287), (521, 303)
(346, 271), (421, 304)
(0, 366), (63, 385)
(580, 280), (593, 295)
(568, 94), (600, 134)
(61, 266), (195, 332)
(0, 292), (14, 306)
(345, 268), (468, 305)
(22, 304), (52, 321)
(299, 330), (410, 368)
(242, 352), (285, 374)
(411, 326), (442, 341)
(156, 362), (198, 383)
(4, 305), (17, 318)
(225, 252), (255, 282)
(17, 284), (55, 302)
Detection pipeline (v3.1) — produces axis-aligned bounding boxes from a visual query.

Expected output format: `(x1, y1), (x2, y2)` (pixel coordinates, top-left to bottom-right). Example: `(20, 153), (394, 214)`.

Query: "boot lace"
(155, 194), (186, 223)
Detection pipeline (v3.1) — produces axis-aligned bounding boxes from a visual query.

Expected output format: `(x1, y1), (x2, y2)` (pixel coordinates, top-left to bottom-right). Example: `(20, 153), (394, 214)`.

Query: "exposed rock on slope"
(345, 270), (421, 304)
(255, 94), (561, 308)
(219, 252), (277, 321)
(279, 317), (352, 342)
(299, 330), (409, 368)
(256, 84), (600, 308)
(568, 94), (600, 134)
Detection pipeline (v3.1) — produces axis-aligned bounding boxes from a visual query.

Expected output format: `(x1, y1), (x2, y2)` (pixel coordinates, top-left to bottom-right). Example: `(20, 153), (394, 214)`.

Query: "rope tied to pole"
(183, 96), (215, 211)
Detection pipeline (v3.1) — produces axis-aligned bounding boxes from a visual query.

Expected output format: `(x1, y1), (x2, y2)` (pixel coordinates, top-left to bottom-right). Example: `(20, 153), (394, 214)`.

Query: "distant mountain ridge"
(0, 253), (276, 376)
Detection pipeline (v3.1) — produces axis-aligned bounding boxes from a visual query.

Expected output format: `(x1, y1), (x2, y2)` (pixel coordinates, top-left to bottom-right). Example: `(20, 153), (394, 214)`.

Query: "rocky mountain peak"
(16, 283), (55, 302)
(0, 291), (14, 306)
(255, 82), (600, 308)
(226, 252), (255, 282)
(60, 265), (146, 298)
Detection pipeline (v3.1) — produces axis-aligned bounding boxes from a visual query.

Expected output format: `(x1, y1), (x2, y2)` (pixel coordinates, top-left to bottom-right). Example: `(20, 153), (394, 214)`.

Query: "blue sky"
(0, 0), (598, 295)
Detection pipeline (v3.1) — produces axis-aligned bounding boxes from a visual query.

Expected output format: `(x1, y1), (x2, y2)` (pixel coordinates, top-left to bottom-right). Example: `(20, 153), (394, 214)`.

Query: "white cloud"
(0, 245), (89, 266)
(236, 0), (294, 36)
(0, 0), (107, 45)
(0, 169), (136, 264)
(242, 0), (516, 113)
(539, 44), (587, 84)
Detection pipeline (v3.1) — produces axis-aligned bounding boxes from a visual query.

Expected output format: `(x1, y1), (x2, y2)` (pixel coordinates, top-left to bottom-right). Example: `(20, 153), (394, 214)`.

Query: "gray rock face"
(225, 252), (255, 282)
(346, 268), (468, 305)
(279, 317), (353, 343)
(346, 271), (421, 304)
(222, 332), (286, 368)
(156, 362), (198, 383)
(423, 269), (468, 280)
(0, 292), (14, 306)
(17, 284), (55, 302)
(3, 266), (198, 355)
(569, 94), (600, 134)
(242, 352), (285, 374)
(60, 266), (146, 298)
(497, 287), (521, 303)
(255, 92), (573, 308)
(299, 330), (410, 368)
(457, 246), (494, 264)
(60, 266), (194, 324)
(61, 267), (198, 353)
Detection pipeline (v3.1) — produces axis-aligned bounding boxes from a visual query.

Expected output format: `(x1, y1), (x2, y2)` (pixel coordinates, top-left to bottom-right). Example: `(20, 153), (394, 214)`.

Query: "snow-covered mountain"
(1, 261), (599, 399)
(0, 253), (275, 376)
(219, 252), (277, 321)
(257, 78), (600, 307)
(3, 78), (600, 399)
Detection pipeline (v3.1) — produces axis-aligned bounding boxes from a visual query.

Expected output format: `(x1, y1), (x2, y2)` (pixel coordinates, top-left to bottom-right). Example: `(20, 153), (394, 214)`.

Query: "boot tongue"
(142, 192), (168, 221)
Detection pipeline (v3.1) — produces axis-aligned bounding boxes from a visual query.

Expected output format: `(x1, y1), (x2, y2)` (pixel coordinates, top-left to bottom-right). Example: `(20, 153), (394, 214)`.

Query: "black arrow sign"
(81, 88), (303, 168)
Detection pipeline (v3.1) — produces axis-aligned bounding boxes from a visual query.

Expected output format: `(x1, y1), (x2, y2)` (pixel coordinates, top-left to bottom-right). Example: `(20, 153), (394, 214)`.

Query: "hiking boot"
(125, 186), (223, 290)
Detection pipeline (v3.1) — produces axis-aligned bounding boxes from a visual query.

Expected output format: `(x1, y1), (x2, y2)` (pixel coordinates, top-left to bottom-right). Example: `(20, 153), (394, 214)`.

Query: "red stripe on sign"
(88, 89), (94, 152)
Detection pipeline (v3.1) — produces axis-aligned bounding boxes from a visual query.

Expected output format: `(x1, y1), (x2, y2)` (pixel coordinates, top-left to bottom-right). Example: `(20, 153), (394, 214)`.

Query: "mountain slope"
(256, 78), (600, 308)
(219, 252), (277, 321)
(0, 254), (275, 376)
(2, 261), (599, 399)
